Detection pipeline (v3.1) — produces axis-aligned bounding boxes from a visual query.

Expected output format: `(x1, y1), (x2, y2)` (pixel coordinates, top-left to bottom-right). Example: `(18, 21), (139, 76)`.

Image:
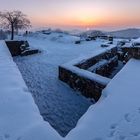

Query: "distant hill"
(78, 28), (140, 39)
(108, 28), (140, 39)
(35, 28), (140, 39)
(79, 30), (106, 38)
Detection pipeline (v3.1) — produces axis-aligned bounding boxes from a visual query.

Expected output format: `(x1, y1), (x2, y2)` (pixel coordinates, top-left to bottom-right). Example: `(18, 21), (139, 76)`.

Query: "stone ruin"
(5, 40), (40, 56)
(59, 42), (140, 102)
(59, 46), (118, 101)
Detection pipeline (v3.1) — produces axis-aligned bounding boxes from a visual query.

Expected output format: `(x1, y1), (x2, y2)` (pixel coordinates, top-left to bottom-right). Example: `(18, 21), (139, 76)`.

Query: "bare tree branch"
(0, 10), (31, 40)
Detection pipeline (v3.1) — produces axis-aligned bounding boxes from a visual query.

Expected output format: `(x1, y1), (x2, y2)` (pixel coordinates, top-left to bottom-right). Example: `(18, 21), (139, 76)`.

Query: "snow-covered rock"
(29, 32), (80, 44)
(121, 42), (132, 48)
(54, 34), (80, 44)
(132, 37), (140, 46)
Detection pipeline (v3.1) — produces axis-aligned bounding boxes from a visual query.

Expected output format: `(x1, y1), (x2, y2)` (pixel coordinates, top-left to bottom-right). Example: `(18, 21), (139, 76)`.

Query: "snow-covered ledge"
(0, 41), (62, 140)
(66, 58), (140, 140)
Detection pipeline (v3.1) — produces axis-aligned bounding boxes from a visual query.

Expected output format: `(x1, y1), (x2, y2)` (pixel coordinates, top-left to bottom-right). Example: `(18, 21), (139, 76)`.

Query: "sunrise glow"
(0, 0), (140, 30)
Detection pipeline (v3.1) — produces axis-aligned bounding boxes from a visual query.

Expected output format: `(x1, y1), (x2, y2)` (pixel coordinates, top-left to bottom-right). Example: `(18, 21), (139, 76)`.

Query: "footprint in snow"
(108, 123), (118, 137)
(17, 137), (21, 140)
(137, 108), (140, 114)
(108, 130), (116, 137)
(110, 123), (117, 129)
(124, 113), (131, 122)
(92, 138), (102, 140)
(23, 87), (29, 93)
(4, 134), (10, 139)
(131, 131), (140, 137)
(119, 135), (126, 140)
(0, 135), (3, 140)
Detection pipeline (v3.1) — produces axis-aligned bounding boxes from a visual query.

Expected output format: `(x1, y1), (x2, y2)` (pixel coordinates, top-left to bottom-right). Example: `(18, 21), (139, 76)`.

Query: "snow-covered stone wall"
(76, 46), (117, 69)
(120, 38), (140, 62)
(59, 66), (109, 101)
(122, 47), (140, 61)
(59, 46), (117, 101)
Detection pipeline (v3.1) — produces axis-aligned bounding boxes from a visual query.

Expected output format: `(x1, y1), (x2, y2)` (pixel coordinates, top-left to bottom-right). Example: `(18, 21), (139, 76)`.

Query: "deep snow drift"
(66, 58), (140, 140)
(0, 41), (62, 140)
(14, 32), (113, 136)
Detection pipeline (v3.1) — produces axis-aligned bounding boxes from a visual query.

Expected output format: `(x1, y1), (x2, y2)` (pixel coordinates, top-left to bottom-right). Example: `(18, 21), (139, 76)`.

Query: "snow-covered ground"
(0, 41), (62, 140)
(14, 33), (114, 136)
(1, 33), (140, 140)
(66, 58), (140, 140)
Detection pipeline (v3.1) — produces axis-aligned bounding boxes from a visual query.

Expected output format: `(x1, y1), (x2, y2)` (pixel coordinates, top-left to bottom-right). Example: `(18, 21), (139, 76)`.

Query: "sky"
(0, 0), (140, 31)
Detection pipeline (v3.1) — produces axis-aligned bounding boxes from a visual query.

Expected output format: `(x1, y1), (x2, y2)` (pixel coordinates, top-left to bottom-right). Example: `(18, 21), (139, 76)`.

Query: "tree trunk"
(11, 24), (14, 40)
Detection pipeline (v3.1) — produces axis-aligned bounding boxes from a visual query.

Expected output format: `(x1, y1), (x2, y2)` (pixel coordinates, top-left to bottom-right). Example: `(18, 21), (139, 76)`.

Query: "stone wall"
(59, 47), (118, 101)
(5, 41), (24, 56)
(122, 47), (140, 62)
(95, 56), (118, 77)
(59, 66), (107, 102)
(5, 41), (39, 57)
(76, 47), (117, 69)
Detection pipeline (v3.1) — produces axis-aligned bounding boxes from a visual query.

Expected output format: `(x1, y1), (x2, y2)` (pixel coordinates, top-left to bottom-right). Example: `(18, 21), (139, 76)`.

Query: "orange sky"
(0, 0), (140, 30)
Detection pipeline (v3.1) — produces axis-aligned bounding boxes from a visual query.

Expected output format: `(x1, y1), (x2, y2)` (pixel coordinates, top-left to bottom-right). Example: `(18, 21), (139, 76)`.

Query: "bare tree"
(0, 10), (31, 40)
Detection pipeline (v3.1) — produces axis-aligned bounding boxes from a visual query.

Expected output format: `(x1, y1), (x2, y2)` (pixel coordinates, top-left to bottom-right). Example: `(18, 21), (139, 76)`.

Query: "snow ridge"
(0, 41), (62, 140)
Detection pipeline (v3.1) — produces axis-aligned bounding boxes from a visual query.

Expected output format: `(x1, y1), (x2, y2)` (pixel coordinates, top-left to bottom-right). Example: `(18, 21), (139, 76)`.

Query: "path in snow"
(14, 35), (107, 136)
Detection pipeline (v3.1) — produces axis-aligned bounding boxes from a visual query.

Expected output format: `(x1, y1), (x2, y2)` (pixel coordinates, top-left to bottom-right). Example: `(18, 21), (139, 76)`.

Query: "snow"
(100, 41), (112, 48)
(133, 37), (140, 43)
(55, 34), (80, 43)
(121, 42), (132, 48)
(60, 44), (116, 67)
(108, 60), (124, 78)
(60, 44), (116, 86)
(87, 56), (120, 78)
(27, 32), (80, 44)
(87, 59), (108, 72)
(1, 32), (140, 140)
(0, 41), (62, 140)
(66, 58), (140, 140)
(121, 38), (140, 48)
(132, 37), (140, 46)
(14, 33), (117, 136)
(62, 64), (110, 86)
